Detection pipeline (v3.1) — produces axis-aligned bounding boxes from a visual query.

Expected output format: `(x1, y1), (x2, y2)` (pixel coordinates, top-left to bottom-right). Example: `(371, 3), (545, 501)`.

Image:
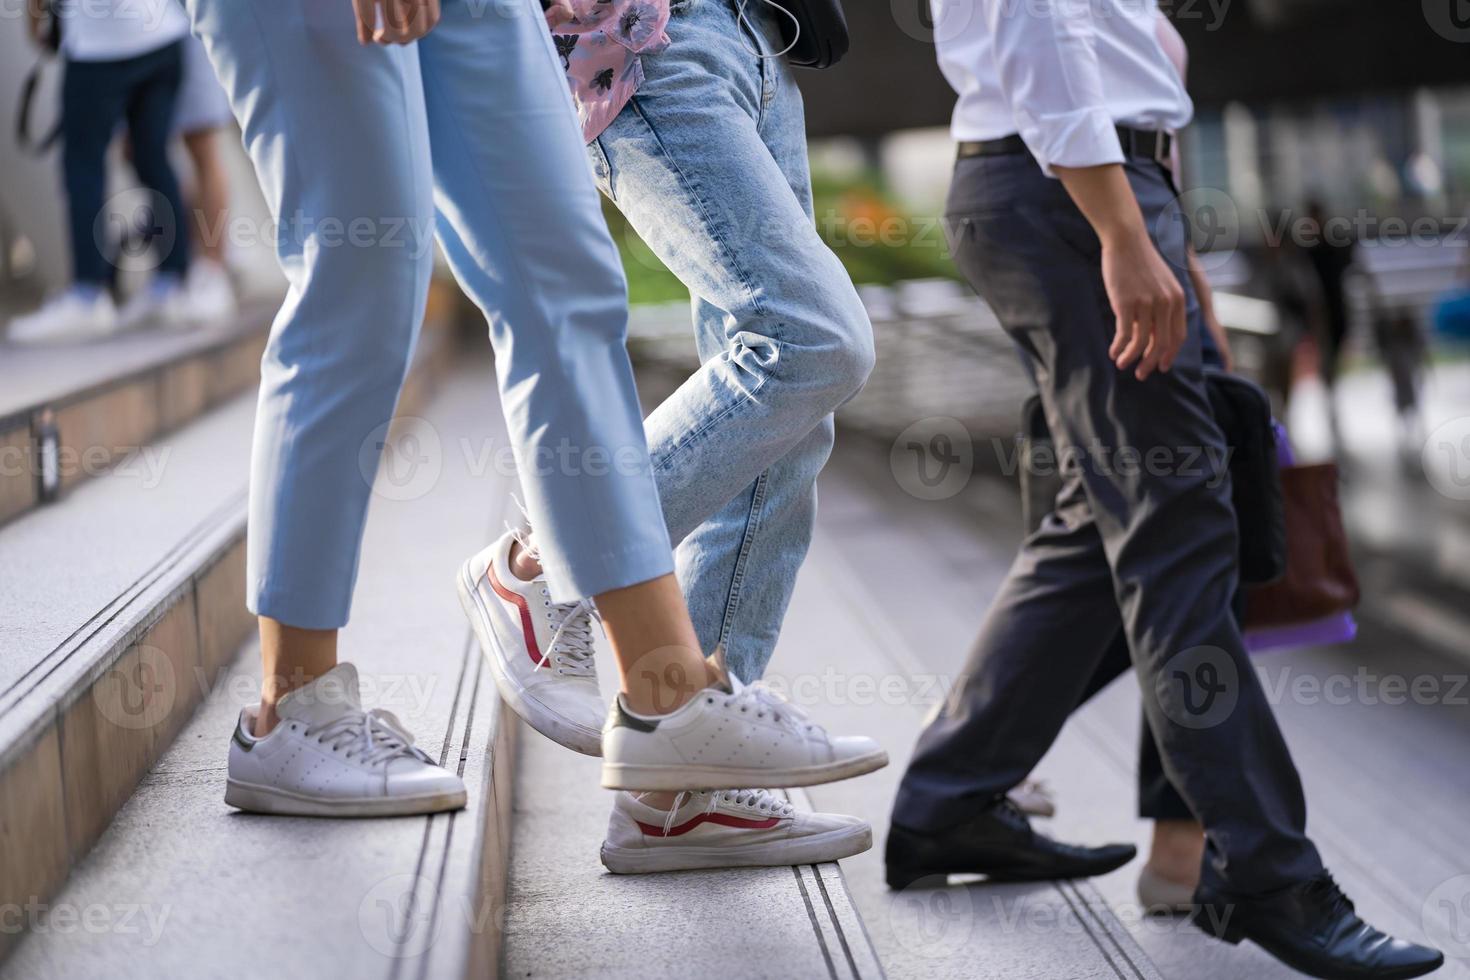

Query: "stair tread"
(0, 391), (256, 761)
(0, 361), (515, 980)
(504, 733), (886, 980)
(0, 303), (272, 421)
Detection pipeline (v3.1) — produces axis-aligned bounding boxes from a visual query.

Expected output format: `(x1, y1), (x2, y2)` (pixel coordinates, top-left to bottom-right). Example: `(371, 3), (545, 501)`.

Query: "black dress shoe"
(1192, 872), (1445, 980)
(885, 798), (1136, 889)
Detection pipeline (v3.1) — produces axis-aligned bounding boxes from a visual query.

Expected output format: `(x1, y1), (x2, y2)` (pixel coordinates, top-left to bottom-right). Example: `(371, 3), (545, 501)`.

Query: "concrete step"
(503, 733), (886, 980)
(0, 305), (273, 529)
(0, 283), (467, 969)
(0, 355), (518, 979)
(804, 444), (1465, 980)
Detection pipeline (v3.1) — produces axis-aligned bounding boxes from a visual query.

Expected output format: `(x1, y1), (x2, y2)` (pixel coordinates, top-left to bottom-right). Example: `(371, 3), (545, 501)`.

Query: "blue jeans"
(187, 0), (674, 628)
(588, 0), (874, 682)
(63, 42), (190, 285)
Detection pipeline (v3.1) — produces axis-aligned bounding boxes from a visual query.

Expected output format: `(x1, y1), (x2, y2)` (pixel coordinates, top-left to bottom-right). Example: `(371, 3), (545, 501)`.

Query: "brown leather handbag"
(1244, 462), (1361, 629)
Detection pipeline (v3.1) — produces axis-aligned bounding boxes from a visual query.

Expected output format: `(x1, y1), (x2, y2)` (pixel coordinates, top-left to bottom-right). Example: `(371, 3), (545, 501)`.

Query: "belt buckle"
(1152, 131), (1171, 167)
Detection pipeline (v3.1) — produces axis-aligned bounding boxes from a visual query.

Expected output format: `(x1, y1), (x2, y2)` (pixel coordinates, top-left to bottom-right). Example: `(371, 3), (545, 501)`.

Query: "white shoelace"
(305, 708), (430, 766)
(537, 589), (598, 678)
(506, 501), (600, 679)
(718, 674), (826, 738)
(654, 788), (796, 837)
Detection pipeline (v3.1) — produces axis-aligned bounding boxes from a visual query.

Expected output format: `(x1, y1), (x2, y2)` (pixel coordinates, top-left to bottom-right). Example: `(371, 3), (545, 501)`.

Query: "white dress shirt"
(61, 0), (191, 63)
(931, 0), (1193, 174)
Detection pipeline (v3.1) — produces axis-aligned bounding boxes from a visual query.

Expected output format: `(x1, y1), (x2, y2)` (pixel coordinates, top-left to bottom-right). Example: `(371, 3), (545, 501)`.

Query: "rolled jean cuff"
(537, 538), (676, 605)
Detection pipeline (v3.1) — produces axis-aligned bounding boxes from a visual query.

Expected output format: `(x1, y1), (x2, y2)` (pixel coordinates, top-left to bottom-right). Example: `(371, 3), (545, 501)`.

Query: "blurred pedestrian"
(10, 0), (196, 344)
(885, 0), (1442, 976)
(1302, 198), (1359, 446)
(172, 34), (237, 319)
(1373, 305), (1427, 466)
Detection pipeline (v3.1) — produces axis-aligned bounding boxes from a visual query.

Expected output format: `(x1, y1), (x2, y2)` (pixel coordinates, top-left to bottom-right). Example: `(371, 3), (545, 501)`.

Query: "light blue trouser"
(186, 0), (674, 628)
(588, 0), (875, 681)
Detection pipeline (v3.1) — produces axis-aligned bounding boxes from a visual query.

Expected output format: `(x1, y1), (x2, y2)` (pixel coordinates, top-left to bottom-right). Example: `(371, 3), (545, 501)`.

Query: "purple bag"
(1243, 422), (1358, 653)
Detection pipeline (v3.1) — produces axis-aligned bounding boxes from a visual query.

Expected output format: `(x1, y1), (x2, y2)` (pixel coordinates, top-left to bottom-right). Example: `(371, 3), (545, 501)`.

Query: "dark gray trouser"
(891, 153), (1324, 896)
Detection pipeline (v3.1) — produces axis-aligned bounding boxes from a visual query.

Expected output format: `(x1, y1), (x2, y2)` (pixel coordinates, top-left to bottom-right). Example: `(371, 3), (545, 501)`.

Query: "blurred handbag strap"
(17, 2), (63, 157)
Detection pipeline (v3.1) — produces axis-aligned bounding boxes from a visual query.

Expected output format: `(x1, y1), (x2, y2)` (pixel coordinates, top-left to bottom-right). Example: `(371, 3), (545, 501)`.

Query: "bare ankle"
(254, 701), (279, 738)
(634, 791), (683, 810)
(508, 537), (543, 582)
(1147, 819), (1205, 885)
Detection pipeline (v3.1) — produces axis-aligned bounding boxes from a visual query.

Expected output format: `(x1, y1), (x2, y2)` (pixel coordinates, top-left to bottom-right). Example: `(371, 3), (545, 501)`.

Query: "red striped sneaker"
(600, 789), (872, 874)
(457, 530), (604, 756)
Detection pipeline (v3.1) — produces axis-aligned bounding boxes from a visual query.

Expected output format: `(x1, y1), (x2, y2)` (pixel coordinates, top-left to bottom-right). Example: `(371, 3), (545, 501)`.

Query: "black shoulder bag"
(768, 0), (848, 70)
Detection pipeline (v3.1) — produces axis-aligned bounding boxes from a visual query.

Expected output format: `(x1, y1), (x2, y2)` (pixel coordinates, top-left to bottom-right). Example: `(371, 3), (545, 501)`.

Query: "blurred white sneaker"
(601, 657), (888, 791)
(225, 663), (466, 817)
(457, 530), (605, 756)
(187, 258), (237, 321)
(7, 289), (118, 345)
(601, 788), (872, 874)
(1008, 779), (1057, 818)
(1137, 866), (1196, 914)
(118, 276), (196, 330)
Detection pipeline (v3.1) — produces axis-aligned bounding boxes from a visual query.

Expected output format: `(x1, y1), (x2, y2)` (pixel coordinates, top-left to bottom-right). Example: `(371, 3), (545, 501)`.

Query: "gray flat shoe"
(1137, 866), (1196, 915)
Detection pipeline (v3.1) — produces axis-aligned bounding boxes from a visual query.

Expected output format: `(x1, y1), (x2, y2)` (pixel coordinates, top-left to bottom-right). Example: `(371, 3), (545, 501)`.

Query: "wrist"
(1097, 217), (1151, 251)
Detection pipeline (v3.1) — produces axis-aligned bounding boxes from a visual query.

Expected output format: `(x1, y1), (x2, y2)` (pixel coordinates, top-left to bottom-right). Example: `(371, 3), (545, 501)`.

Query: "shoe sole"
(601, 823), (873, 874)
(886, 851), (1136, 890)
(456, 558), (604, 757)
(600, 749), (889, 792)
(224, 779), (467, 818)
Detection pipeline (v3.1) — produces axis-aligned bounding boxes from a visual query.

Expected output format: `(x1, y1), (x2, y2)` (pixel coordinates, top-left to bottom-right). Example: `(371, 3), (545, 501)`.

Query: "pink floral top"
(549, 0), (671, 143)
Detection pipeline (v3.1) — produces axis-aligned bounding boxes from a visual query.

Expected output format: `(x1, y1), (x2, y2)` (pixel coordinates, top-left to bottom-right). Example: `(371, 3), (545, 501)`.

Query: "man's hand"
(544, 2), (576, 28)
(1054, 163), (1186, 381)
(352, 0), (441, 45)
(1101, 232), (1187, 380)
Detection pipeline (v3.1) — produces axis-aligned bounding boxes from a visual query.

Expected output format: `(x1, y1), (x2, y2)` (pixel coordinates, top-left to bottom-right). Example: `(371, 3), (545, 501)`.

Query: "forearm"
(1186, 246), (1215, 319)
(1053, 164), (1148, 246)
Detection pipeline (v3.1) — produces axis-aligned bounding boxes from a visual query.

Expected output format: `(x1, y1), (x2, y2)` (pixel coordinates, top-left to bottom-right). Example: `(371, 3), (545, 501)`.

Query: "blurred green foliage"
(604, 169), (961, 306)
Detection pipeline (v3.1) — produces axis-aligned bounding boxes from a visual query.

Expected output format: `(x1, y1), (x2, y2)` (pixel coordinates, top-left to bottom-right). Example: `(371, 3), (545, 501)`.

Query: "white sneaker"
(601, 658), (888, 791)
(225, 663), (467, 817)
(118, 277), (196, 330)
(187, 258), (237, 321)
(7, 289), (118, 345)
(601, 789), (872, 874)
(456, 531), (605, 756)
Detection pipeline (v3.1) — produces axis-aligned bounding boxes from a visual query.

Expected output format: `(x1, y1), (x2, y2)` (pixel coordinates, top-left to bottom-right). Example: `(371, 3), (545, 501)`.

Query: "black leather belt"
(957, 126), (1173, 168)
